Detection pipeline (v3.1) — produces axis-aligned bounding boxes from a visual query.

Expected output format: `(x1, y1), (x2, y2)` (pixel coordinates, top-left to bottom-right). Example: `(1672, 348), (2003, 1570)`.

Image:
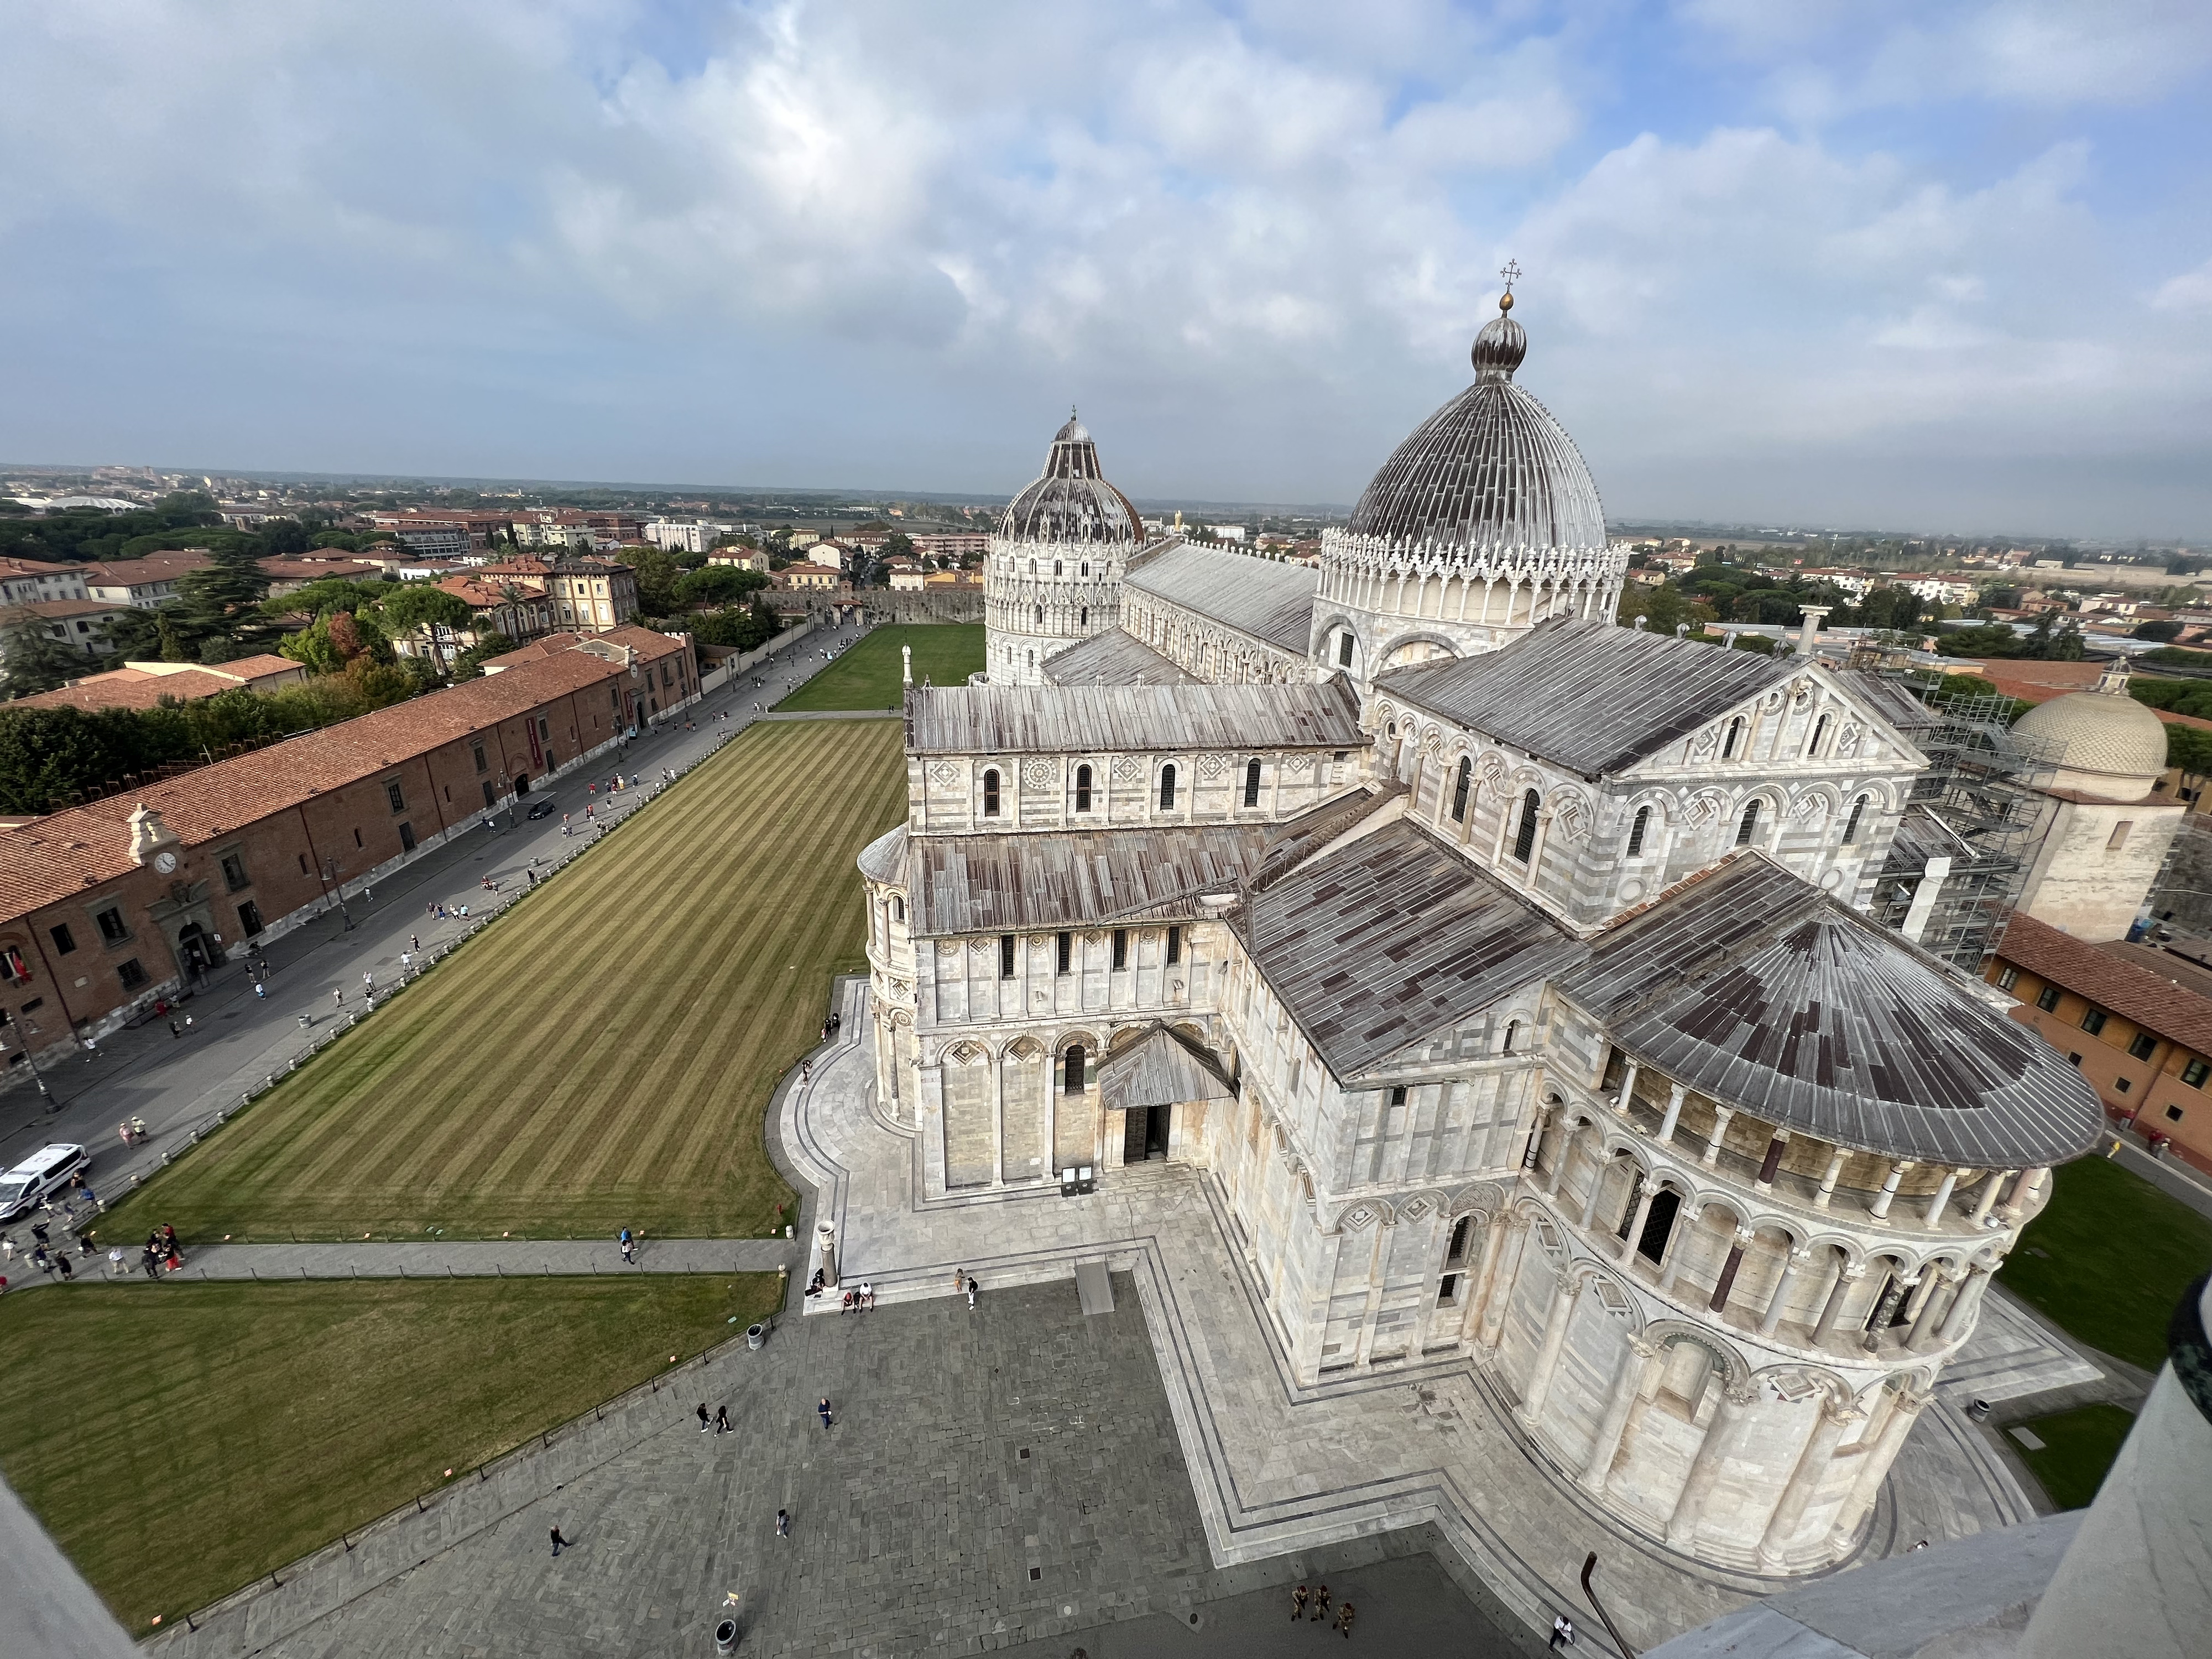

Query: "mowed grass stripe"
(97, 721), (906, 1240)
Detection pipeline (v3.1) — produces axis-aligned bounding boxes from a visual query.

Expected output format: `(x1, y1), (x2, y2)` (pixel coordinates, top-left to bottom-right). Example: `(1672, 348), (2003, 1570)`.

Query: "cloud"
(0, 1), (2201, 537)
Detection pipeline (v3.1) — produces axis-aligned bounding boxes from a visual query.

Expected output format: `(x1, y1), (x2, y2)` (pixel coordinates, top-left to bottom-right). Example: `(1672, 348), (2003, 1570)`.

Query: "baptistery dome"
(999, 414), (1141, 545)
(1348, 299), (1607, 556)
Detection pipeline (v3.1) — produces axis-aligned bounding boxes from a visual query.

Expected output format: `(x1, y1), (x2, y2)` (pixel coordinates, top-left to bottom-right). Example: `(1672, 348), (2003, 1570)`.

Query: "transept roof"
(906, 677), (1361, 755)
(1123, 542), (1318, 655)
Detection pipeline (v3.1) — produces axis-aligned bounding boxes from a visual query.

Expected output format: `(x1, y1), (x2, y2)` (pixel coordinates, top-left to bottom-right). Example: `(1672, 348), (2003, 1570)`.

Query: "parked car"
(0, 1144), (88, 1223)
(526, 797), (557, 820)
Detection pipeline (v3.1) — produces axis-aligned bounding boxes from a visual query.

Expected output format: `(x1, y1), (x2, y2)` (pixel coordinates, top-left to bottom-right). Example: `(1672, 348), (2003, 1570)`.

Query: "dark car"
(526, 798), (557, 820)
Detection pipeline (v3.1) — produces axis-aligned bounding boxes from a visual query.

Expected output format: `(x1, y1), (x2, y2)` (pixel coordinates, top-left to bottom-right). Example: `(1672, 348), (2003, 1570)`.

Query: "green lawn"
(2013, 1402), (2138, 1511)
(97, 718), (906, 1242)
(1997, 1155), (2212, 1371)
(774, 623), (983, 709)
(0, 1276), (780, 1633)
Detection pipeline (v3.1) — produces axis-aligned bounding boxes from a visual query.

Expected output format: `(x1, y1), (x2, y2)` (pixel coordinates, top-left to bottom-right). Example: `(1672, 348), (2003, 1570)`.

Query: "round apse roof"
(999, 413), (1141, 546)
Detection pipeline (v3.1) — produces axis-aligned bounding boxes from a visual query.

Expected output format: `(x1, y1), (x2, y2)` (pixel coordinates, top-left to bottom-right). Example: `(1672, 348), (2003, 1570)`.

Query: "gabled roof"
(1099, 1025), (1238, 1114)
(1561, 854), (2103, 1167)
(1993, 912), (2212, 1058)
(1241, 816), (1584, 1079)
(1038, 628), (1199, 687)
(1380, 617), (1797, 778)
(906, 677), (1361, 755)
(1123, 542), (1318, 654)
(907, 826), (1273, 933)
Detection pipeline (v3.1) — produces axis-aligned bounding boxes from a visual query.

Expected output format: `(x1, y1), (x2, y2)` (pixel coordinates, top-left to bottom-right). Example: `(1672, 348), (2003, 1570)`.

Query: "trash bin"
(1967, 1399), (1992, 1422)
(746, 1324), (766, 1352)
(715, 1616), (738, 1653)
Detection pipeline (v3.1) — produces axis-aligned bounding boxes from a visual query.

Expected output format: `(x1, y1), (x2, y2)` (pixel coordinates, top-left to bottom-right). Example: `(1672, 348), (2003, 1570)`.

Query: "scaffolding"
(1863, 674), (2057, 972)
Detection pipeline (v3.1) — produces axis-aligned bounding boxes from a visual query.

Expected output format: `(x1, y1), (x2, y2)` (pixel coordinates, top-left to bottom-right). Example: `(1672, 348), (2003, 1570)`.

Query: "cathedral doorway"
(1124, 1103), (1172, 1164)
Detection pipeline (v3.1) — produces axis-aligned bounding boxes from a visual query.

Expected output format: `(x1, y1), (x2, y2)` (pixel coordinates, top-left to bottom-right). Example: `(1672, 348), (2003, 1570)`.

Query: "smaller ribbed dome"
(999, 410), (1140, 545)
(1472, 312), (1527, 378)
(2010, 668), (2169, 799)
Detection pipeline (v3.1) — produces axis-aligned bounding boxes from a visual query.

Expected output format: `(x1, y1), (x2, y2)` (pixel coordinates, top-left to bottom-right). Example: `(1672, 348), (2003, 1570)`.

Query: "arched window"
(1159, 764), (1178, 810)
(891, 895), (905, 922)
(982, 769), (1001, 817)
(1808, 714), (1829, 757)
(1451, 757), (1471, 822)
(1723, 717), (1744, 759)
(1063, 1044), (1086, 1094)
(1510, 789), (1541, 863)
(1081, 562), (1089, 576)
(1034, 604), (1044, 626)
(1338, 632), (1354, 667)
(1502, 1019), (1519, 1054)
(1074, 764), (1093, 813)
(1079, 606), (1088, 627)
(1244, 758), (1262, 807)
(1736, 799), (1761, 846)
(1843, 794), (1867, 844)
(1054, 559), (1063, 576)
(1627, 805), (1650, 857)
(1446, 1215), (1472, 1266)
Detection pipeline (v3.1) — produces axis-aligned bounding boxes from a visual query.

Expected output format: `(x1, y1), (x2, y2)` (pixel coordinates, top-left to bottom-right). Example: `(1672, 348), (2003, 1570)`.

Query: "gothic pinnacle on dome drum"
(1312, 274), (1627, 679)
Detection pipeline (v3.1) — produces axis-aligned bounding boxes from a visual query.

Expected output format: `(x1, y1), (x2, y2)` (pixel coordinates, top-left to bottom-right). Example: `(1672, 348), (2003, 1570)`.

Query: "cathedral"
(857, 291), (2102, 1573)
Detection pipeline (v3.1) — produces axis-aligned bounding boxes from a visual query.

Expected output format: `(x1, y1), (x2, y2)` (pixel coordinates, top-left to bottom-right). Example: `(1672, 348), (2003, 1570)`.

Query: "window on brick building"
(117, 959), (147, 990)
(1996, 965), (2019, 990)
(385, 780), (405, 812)
(2036, 985), (2060, 1012)
(48, 924), (75, 956)
(473, 743), (488, 774)
(2168, 1104), (2187, 1121)
(0, 947), (26, 986)
(2183, 1059), (2210, 1088)
(298, 853), (310, 875)
(398, 822), (416, 853)
(220, 852), (249, 892)
(2130, 1032), (2157, 1060)
(237, 901), (265, 937)
(94, 907), (128, 945)
(353, 828), (363, 848)
(2081, 1007), (2108, 1035)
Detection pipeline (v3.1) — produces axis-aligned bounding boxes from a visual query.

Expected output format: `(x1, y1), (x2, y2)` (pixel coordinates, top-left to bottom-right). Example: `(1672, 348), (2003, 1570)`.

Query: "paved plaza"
(155, 1277), (1528, 1659)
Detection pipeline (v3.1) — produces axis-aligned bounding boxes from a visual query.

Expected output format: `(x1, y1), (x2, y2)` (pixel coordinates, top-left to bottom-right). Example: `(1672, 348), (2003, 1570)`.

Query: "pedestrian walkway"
(771, 980), (2045, 1656)
(45, 1238), (800, 1286)
(0, 619), (877, 1218)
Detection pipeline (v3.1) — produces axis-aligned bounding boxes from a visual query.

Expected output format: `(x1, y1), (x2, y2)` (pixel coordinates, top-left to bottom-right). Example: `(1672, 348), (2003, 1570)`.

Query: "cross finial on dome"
(1498, 259), (1521, 313)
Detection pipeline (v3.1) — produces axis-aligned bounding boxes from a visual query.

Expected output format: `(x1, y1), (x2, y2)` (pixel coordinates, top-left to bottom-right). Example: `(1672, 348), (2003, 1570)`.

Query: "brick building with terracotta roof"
(0, 627), (695, 1067)
(14, 655), (308, 715)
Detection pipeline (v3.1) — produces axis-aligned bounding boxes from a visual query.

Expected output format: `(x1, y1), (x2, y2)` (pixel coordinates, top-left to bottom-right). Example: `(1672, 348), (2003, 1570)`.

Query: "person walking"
(0, 1235), (12, 1266)
(1310, 1585), (1330, 1622)
(1291, 1584), (1308, 1621)
(1549, 1614), (1575, 1648)
(550, 1526), (568, 1557)
(54, 1253), (71, 1281)
(333, 987), (345, 1008)
(254, 980), (266, 999)
(818, 1397), (833, 1430)
(411, 933), (420, 951)
(715, 1405), (731, 1434)
(619, 1228), (636, 1265)
(698, 1402), (711, 1433)
(966, 1275), (978, 1311)
(167, 1020), (181, 1039)
(1334, 1601), (1354, 1640)
(776, 1507), (789, 1538)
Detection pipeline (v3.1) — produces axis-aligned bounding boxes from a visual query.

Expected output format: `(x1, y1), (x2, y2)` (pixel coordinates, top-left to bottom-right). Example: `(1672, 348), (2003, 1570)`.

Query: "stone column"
(1521, 1105), (1552, 1172)
(1614, 1059), (1640, 1118)
(1907, 1267), (1959, 1352)
(2001, 1165), (2051, 1222)
(1700, 1105), (1736, 1166)
(1828, 1387), (1929, 1556)
(1660, 1202), (1703, 1296)
(815, 1220), (838, 1290)
(1971, 1168), (2012, 1228)
(1479, 1214), (1532, 1350)
(1709, 1227), (1754, 1315)
(1618, 1177), (1659, 1264)
(1544, 1120), (1576, 1197)
(1923, 1167), (1960, 1229)
(989, 1056), (1006, 1186)
(1936, 1261), (1995, 1344)
(1903, 1267), (1940, 1322)
(1813, 1145), (1848, 1209)
(1516, 1270), (1583, 1431)
(1667, 1380), (1757, 1551)
(1868, 1160), (1913, 1220)
(1753, 1131), (1790, 1193)
(1578, 1333), (1663, 1495)
(1578, 1155), (1612, 1232)
(1759, 1245), (1813, 1337)
(1459, 1217), (1508, 1346)
(1657, 1081), (1686, 1145)
(1758, 1397), (1864, 1571)
(1813, 1261), (1865, 1344)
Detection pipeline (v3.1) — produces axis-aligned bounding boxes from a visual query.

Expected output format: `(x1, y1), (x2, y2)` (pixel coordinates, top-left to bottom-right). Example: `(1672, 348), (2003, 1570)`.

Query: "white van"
(0, 1144), (88, 1223)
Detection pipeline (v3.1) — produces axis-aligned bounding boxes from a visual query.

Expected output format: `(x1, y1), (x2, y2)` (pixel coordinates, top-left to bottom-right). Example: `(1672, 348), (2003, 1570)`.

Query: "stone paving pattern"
(157, 1276), (1531, 1659)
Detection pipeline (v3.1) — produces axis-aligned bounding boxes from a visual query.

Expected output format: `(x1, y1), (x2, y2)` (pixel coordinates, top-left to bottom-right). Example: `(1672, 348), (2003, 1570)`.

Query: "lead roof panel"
(1123, 542), (1319, 654)
(906, 677), (1362, 755)
(910, 825), (1275, 933)
(1039, 628), (1201, 686)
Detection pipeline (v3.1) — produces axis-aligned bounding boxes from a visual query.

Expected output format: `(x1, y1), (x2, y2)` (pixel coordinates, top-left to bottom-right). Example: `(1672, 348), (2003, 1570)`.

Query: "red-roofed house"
(14, 655), (309, 714)
(0, 629), (697, 1066)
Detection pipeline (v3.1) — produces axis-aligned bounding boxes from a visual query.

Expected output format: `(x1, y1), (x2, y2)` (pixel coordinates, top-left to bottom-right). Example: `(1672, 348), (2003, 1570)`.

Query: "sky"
(1, 1), (2206, 539)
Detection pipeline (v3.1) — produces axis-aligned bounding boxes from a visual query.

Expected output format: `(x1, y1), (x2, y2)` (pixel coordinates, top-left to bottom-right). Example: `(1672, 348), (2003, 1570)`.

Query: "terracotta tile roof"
(0, 650), (639, 925)
(1994, 912), (2212, 1056)
(12, 655), (306, 714)
(82, 553), (212, 582)
(0, 557), (81, 578)
(480, 626), (686, 672)
(1965, 658), (2212, 735)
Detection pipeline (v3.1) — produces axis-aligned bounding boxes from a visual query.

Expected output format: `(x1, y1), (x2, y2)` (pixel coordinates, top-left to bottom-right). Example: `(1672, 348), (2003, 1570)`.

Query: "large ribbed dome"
(2010, 669), (2169, 799)
(1348, 301), (1606, 555)
(999, 413), (1141, 545)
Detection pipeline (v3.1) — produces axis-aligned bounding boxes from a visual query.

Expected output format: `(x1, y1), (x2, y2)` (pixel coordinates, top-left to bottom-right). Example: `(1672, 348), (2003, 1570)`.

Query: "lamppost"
(321, 855), (353, 931)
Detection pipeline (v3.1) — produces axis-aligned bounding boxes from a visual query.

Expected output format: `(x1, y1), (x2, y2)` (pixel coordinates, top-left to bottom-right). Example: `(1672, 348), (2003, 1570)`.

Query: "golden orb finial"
(1498, 291), (1514, 312)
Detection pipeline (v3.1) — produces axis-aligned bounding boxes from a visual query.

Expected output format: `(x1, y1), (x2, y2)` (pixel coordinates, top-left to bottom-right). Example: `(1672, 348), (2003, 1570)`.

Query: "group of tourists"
(1290, 1584), (1356, 1639)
